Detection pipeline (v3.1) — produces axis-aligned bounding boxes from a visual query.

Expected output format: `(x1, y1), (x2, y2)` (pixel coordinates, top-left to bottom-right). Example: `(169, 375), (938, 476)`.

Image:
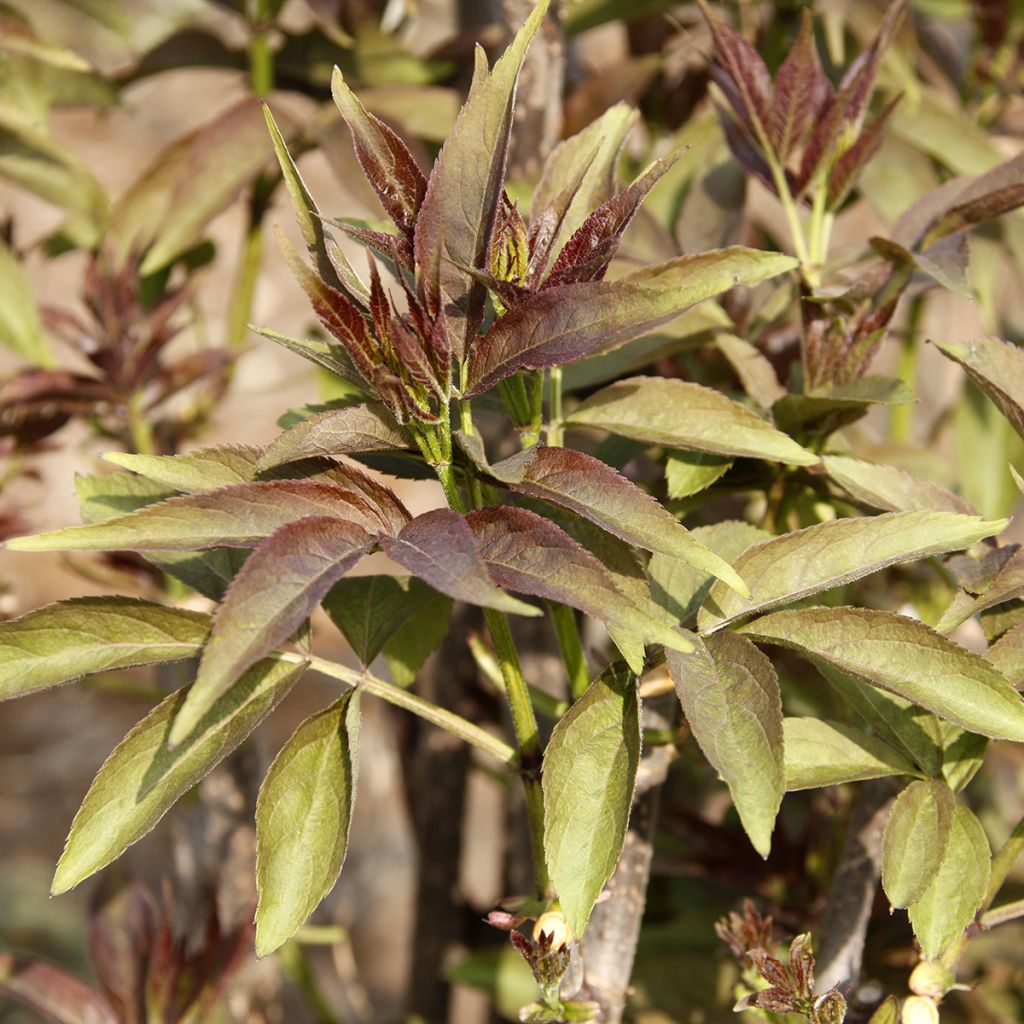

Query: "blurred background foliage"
(1, 0), (1023, 1022)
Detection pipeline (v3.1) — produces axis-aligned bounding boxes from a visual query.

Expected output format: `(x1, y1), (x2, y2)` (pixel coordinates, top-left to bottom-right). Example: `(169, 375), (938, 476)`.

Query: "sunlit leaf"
(52, 656), (305, 895)
(822, 455), (973, 514)
(934, 336), (1024, 442)
(665, 450), (733, 499)
(543, 664), (639, 939)
(699, 511), (1005, 630)
(667, 631), (783, 857)
(908, 804), (990, 959)
(104, 446), (263, 492)
(172, 518), (373, 745)
(987, 621), (1024, 689)
(783, 718), (916, 791)
(414, 0), (549, 361)
(881, 779), (955, 909)
(255, 690), (360, 955)
(738, 607), (1024, 741)
(937, 548), (1024, 634)
(0, 598), (209, 701)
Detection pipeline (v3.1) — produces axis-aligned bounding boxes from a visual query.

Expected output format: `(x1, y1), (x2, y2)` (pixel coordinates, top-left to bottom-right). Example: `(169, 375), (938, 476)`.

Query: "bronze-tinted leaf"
(768, 10), (830, 160)
(934, 336), (1024, 442)
(0, 955), (116, 1024)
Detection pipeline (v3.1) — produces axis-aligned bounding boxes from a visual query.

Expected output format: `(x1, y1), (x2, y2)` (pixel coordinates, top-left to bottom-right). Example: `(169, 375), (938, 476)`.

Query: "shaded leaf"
(0, 237), (53, 367)
(667, 631), (783, 857)
(939, 723), (988, 794)
(649, 520), (769, 625)
(567, 375), (815, 465)
(382, 591), (452, 686)
(172, 518), (373, 745)
(255, 690), (360, 955)
(469, 441), (746, 594)
(699, 511), (1004, 630)
(665, 450), (733, 499)
(543, 665), (639, 938)
(881, 779), (955, 908)
(937, 548), (1024, 634)
(738, 607), (1024, 741)
(783, 718), (916, 790)
(414, 0), (549, 361)
(934, 336), (1024, 442)
(467, 249), (798, 394)
(379, 509), (540, 617)
(908, 804), (990, 959)
(0, 955), (116, 1024)
(773, 377), (914, 434)
(7, 480), (390, 552)
(822, 455), (973, 514)
(466, 506), (693, 662)
(0, 598), (209, 701)
(258, 402), (412, 471)
(52, 656), (305, 895)
(331, 68), (427, 239)
(866, 997), (899, 1024)
(715, 332), (786, 410)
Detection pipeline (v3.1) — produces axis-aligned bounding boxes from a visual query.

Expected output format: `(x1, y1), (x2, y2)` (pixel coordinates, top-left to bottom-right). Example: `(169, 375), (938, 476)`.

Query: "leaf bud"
(909, 961), (955, 999)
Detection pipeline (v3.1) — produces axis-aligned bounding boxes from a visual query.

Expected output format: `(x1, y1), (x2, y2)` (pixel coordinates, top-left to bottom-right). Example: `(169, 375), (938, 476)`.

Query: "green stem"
(891, 294), (925, 444)
(283, 653), (519, 767)
(549, 602), (589, 699)
(225, 183), (269, 351)
(768, 160), (810, 269)
(981, 898), (1024, 930)
(127, 390), (157, 455)
(547, 366), (564, 446)
(985, 816), (1024, 909)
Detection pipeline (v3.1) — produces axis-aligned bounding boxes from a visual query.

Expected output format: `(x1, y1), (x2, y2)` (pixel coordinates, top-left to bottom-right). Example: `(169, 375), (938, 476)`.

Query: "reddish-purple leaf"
(474, 442), (746, 594)
(258, 402), (413, 471)
(466, 247), (797, 395)
(7, 480), (391, 553)
(465, 506), (692, 654)
(379, 508), (540, 617)
(414, 0), (549, 362)
(89, 883), (156, 1024)
(171, 517), (374, 744)
(331, 67), (427, 240)
(698, 0), (772, 143)
(543, 154), (678, 288)
(768, 10), (831, 161)
(0, 954), (116, 1024)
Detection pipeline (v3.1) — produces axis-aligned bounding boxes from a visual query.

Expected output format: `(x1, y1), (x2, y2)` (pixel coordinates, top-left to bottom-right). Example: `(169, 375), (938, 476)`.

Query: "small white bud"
(532, 910), (571, 950)
(902, 995), (940, 1024)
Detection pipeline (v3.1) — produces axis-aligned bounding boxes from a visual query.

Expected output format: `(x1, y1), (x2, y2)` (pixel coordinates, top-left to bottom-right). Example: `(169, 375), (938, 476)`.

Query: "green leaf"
(666, 631), (783, 857)
(463, 439), (747, 594)
(987, 620), (1024, 689)
(566, 375), (817, 466)
(738, 607), (1024, 741)
(466, 506), (693, 663)
(0, 598), (209, 701)
(322, 574), (448, 666)
(382, 591), (452, 686)
(881, 779), (956, 909)
(665, 450), (733, 499)
(939, 723), (988, 794)
(908, 803), (991, 959)
(820, 664), (943, 777)
(106, 98), (275, 274)
(822, 455), (974, 514)
(649, 521), (770, 625)
(698, 511), (1005, 630)
(74, 472), (175, 523)
(936, 548), (1024, 634)
(0, 237), (52, 366)
(715, 332), (786, 410)
(255, 690), (360, 956)
(783, 718), (916, 791)
(935, 336), (1024, 442)
(257, 402), (412, 471)
(52, 656), (305, 895)
(543, 665), (640, 939)
(171, 518), (373, 746)
(467, 250), (798, 394)
(380, 509), (541, 618)
(7, 480), (391, 553)
(772, 377), (914, 434)
(104, 445), (263, 492)
(866, 996), (900, 1024)
(414, 0), (549, 361)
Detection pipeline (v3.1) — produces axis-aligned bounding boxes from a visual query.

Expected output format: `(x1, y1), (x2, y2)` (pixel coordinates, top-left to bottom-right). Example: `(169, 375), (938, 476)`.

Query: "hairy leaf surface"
(566, 376), (816, 465)
(881, 779), (956, 909)
(0, 598), (209, 701)
(908, 804), (990, 959)
(543, 665), (639, 938)
(173, 518), (373, 745)
(699, 511), (1004, 629)
(739, 607), (1024, 741)
(52, 657), (305, 895)
(255, 690), (360, 955)
(784, 718), (916, 791)
(667, 631), (783, 857)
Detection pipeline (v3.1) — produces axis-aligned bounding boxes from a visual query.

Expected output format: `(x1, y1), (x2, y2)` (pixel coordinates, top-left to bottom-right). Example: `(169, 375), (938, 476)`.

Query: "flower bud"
(532, 910), (571, 950)
(902, 995), (940, 1024)
(909, 961), (955, 999)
